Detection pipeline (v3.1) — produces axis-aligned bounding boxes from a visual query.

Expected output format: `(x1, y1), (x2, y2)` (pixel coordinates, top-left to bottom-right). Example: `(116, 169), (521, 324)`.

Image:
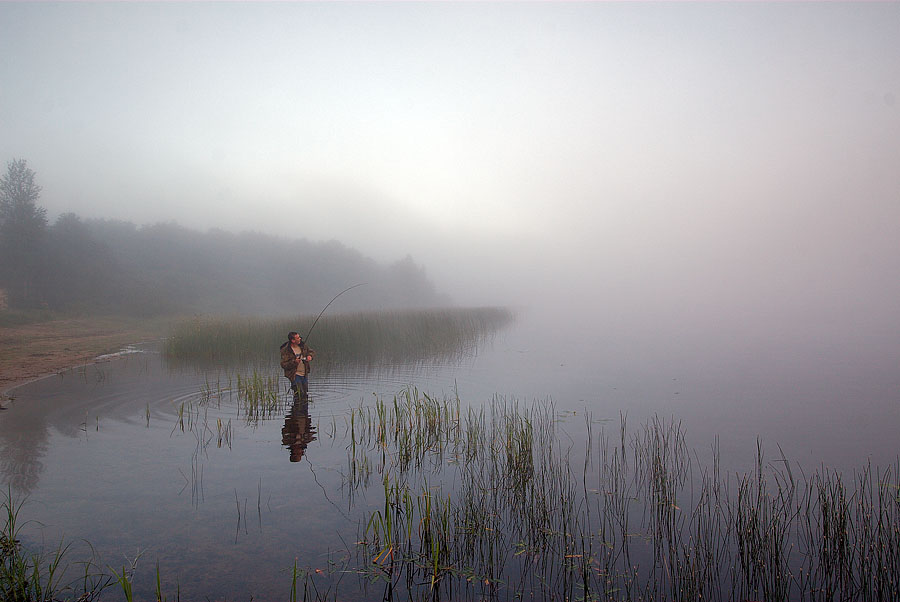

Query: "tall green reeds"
(340, 392), (900, 602)
(1, 487), (112, 601)
(9, 382), (900, 601)
(162, 307), (514, 370)
(236, 370), (282, 424)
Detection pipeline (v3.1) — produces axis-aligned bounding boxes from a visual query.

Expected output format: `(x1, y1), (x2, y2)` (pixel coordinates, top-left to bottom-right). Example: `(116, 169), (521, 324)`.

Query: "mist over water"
(1, 303), (898, 599)
(451, 304), (899, 473)
(2, 3), (900, 598)
(2, 1), (897, 347)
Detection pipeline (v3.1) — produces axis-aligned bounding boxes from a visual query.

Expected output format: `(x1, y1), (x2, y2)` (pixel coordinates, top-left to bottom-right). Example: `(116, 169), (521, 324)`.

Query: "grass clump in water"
(340, 393), (900, 602)
(236, 370), (283, 424)
(163, 306), (514, 370)
(1, 488), (112, 601)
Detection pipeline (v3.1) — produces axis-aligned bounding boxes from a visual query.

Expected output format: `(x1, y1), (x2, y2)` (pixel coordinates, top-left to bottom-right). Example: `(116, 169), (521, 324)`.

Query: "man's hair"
(288, 331), (300, 340)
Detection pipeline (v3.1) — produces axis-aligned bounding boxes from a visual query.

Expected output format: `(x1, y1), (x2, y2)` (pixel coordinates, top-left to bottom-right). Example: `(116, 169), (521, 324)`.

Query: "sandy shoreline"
(0, 345), (151, 400)
(0, 316), (172, 401)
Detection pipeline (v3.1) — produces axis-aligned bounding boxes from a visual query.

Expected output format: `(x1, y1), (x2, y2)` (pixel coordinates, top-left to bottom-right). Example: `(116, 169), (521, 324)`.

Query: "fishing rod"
(304, 283), (367, 342)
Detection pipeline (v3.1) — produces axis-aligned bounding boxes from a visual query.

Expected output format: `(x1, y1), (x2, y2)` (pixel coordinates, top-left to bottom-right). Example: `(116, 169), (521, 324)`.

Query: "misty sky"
(1, 2), (898, 330)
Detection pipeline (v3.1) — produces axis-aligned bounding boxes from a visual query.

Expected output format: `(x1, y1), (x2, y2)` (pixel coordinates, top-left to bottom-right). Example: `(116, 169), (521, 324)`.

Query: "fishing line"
(304, 456), (354, 524)
(304, 282), (367, 342)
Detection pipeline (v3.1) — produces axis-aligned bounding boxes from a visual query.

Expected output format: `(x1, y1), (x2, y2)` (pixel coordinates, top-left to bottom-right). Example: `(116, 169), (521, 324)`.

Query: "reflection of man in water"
(279, 331), (315, 398)
(282, 396), (316, 462)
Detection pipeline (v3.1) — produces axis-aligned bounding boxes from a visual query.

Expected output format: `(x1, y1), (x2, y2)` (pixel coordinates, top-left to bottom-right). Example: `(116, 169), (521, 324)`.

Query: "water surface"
(1, 309), (898, 600)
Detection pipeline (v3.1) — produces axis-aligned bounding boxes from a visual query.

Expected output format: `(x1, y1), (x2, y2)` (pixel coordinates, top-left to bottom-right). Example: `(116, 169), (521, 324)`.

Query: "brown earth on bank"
(0, 316), (174, 400)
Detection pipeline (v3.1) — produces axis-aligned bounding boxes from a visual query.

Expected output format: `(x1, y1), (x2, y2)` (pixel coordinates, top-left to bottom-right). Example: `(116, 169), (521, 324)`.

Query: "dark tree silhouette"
(0, 159), (47, 306)
(0, 158), (450, 316)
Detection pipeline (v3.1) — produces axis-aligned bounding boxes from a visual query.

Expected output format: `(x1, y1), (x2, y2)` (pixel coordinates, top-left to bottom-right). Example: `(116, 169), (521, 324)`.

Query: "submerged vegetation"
(163, 306), (515, 370)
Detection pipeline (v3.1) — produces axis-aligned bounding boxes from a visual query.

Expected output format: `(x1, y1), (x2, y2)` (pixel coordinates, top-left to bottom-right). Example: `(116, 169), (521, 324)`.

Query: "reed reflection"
(281, 395), (316, 462)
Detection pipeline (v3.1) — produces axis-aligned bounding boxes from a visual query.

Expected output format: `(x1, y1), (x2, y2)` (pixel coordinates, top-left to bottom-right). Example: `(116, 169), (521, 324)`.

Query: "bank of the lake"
(0, 315), (176, 400)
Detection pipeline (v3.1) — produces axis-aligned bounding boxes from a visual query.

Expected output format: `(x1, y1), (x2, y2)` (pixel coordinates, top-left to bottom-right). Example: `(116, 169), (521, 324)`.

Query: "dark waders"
(291, 374), (308, 399)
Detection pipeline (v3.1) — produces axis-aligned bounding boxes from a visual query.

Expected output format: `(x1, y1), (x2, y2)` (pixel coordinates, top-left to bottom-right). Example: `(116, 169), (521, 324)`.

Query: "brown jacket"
(279, 340), (315, 380)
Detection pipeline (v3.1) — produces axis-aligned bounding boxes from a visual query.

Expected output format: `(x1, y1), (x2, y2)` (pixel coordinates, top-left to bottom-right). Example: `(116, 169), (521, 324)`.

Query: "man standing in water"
(280, 331), (315, 398)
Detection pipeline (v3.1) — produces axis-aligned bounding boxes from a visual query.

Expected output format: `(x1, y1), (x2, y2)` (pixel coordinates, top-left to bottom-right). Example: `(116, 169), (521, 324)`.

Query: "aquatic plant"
(162, 306), (515, 371)
(235, 370), (284, 424)
(8, 382), (900, 601)
(338, 392), (900, 602)
(1, 487), (112, 601)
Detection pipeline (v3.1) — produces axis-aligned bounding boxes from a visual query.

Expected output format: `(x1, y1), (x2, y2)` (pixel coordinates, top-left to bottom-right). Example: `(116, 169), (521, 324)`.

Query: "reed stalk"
(344, 393), (900, 602)
(163, 307), (514, 371)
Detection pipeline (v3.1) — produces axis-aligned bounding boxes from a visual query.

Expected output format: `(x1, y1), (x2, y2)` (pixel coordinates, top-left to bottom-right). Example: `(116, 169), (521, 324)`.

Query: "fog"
(2, 3), (898, 342)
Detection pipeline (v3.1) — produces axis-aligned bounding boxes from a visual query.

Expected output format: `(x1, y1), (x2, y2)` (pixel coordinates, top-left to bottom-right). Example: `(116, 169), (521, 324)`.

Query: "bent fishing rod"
(303, 283), (367, 343)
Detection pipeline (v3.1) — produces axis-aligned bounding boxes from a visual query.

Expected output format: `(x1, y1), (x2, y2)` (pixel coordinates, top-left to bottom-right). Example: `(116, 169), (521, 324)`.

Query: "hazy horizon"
(2, 2), (898, 338)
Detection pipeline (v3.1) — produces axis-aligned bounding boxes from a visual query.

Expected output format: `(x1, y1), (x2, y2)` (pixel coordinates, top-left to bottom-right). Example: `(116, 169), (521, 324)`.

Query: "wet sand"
(0, 316), (173, 401)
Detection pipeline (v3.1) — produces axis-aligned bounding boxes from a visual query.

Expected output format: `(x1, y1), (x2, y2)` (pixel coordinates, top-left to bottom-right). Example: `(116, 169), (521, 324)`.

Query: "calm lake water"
(1, 308), (898, 600)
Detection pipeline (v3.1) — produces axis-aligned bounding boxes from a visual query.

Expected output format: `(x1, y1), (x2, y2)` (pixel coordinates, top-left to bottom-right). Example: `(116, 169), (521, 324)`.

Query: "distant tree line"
(0, 159), (450, 317)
